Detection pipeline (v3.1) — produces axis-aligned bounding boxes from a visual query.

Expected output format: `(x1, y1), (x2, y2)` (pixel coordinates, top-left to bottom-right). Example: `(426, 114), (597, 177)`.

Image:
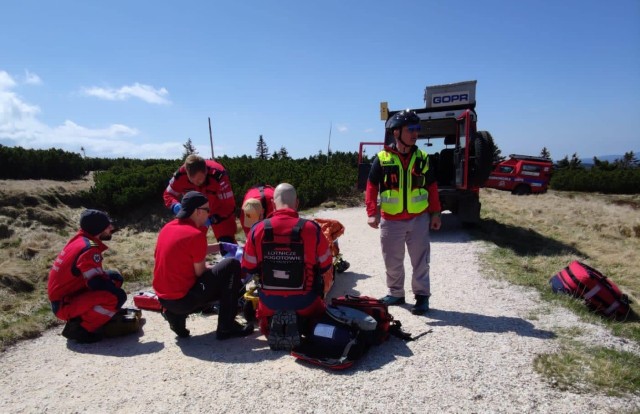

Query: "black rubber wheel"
(470, 131), (495, 186)
(512, 184), (531, 195)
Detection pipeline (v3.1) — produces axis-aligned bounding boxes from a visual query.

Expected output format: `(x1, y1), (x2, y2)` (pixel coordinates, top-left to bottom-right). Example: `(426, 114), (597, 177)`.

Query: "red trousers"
(55, 290), (120, 332)
(211, 215), (238, 243)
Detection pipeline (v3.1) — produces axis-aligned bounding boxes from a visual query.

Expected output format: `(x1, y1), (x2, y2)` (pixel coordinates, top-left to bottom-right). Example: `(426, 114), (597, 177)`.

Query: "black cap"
(177, 191), (209, 219)
(80, 209), (112, 236)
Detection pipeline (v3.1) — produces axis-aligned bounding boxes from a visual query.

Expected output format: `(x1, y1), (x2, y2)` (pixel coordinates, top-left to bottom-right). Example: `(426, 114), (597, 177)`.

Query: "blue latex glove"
(171, 203), (181, 215)
(219, 242), (237, 257)
(204, 217), (212, 227)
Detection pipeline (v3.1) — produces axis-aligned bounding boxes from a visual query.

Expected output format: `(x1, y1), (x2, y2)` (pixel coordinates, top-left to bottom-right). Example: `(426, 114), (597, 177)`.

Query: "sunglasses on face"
(407, 125), (421, 132)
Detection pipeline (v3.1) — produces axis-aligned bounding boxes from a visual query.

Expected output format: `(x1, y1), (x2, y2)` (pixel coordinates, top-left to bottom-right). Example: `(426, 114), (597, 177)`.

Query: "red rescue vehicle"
(485, 154), (553, 195)
(357, 80), (495, 225)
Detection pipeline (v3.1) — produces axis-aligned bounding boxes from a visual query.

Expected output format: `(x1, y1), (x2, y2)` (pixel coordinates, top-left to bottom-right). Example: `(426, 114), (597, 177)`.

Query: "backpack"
(291, 296), (414, 370)
(133, 291), (162, 311)
(550, 261), (631, 318)
(102, 307), (143, 337)
(290, 305), (377, 370)
(261, 218), (308, 292)
(331, 295), (411, 344)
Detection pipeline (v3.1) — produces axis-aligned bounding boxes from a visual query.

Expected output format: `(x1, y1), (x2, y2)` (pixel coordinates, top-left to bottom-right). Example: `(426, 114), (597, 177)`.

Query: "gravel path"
(1, 208), (638, 413)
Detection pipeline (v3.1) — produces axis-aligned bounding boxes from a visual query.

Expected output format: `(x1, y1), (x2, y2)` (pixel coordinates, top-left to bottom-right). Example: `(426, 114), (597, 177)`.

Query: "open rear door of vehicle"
(454, 110), (474, 190)
(357, 141), (385, 191)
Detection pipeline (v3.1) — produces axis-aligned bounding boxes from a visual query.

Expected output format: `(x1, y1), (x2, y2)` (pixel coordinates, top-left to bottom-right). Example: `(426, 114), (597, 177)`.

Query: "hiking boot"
(162, 310), (190, 338)
(267, 310), (300, 351)
(380, 295), (406, 306)
(200, 302), (219, 315)
(335, 257), (350, 273)
(411, 295), (430, 315)
(216, 320), (255, 340)
(62, 318), (102, 343)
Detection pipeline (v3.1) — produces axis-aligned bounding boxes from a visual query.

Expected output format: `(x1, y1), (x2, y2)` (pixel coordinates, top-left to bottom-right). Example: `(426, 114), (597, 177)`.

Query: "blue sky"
(1, 1), (639, 161)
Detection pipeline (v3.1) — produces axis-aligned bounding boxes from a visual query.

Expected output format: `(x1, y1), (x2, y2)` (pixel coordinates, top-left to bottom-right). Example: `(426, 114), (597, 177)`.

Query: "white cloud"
(0, 70), (180, 158)
(336, 124), (348, 133)
(23, 70), (42, 85)
(0, 71), (17, 90)
(0, 71), (41, 125)
(82, 82), (171, 105)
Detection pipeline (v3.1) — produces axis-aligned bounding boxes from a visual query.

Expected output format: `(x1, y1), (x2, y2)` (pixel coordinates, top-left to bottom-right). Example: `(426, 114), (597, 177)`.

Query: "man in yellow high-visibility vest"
(365, 110), (442, 315)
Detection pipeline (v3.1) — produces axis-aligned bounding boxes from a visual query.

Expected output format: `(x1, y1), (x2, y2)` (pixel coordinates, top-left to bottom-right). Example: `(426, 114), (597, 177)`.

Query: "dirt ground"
(0, 208), (639, 413)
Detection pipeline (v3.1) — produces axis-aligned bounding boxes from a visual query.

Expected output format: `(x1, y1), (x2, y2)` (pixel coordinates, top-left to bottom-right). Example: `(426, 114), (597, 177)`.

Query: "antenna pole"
(327, 122), (332, 163)
(208, 117), (215, 160)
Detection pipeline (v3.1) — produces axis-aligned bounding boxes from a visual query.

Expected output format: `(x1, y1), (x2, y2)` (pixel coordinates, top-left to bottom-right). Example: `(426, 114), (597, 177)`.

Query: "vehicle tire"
(512, 184), (531, 195)
(469, 131), (495, 186)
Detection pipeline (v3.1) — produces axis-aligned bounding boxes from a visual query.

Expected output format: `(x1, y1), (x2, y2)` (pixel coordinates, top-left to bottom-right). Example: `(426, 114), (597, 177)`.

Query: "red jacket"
(48, 230), (110, 302)
(240, 185), (275, 235)
(242, 208), (333, 308)
(153, 218), (208, 300)
(163, 159), (236, 222)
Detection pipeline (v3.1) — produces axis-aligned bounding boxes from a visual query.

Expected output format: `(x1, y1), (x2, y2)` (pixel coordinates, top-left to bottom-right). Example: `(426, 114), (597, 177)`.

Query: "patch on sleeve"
(93, 254), (102, 263)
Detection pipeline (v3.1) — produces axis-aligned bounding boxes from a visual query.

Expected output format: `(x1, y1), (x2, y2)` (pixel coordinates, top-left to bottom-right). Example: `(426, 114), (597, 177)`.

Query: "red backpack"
(291, 295), (413, 370)
(550, 261), (631, 318)
(331, 295), (411, 344)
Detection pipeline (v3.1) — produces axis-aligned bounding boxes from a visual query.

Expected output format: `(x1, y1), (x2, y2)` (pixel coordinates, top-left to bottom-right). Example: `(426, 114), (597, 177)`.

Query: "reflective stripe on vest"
(377, 150), (430, 215)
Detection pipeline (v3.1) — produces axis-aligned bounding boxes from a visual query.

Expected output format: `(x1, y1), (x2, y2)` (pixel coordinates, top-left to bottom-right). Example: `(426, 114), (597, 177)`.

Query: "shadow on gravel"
(431, 213), (471, 244)
(424, 309), (556, 339)
(174, 330), (414, 372)
(326, 272), (372, 300)
(468, 218), (585, 257)
(176, 333), (285, 363)
(66, 328), (165, 356)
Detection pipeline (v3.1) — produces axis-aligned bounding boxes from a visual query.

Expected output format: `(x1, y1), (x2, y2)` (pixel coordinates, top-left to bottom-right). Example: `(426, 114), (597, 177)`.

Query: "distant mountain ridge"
(578, 151), (640, 166)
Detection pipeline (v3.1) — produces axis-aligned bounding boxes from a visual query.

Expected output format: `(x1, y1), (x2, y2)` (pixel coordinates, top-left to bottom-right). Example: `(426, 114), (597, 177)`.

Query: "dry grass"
(0, 174), (253, 350)
(473, 188), (640, 395)
(0, 175), (164, 349)
(475, 189), (640, 304)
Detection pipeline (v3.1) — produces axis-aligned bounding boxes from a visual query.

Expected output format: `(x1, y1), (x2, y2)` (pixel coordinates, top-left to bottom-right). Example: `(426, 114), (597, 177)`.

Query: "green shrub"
(551, 169), (640, 194)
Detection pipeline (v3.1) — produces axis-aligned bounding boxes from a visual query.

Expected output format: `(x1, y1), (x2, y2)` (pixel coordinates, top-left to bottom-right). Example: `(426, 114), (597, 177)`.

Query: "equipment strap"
(263, 218), (306, 242)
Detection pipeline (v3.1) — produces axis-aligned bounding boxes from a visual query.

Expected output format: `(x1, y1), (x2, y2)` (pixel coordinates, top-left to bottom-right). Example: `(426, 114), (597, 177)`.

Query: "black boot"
(62, 318), (102, 343)
(162, 310), (190, 338)
(216, 320), (254, 340)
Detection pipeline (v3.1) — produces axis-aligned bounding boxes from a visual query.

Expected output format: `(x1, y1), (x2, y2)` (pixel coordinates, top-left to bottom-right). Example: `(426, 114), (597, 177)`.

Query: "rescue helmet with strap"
(385, 109), (420, 131)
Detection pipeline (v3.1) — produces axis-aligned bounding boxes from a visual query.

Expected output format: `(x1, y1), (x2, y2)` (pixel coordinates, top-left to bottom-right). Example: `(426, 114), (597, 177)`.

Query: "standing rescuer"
(365, 109), (442, 314)
(48, 209), (126, 343)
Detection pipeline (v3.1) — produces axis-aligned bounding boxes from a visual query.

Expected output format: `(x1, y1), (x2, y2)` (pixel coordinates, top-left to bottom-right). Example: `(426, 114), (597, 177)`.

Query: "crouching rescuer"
(48, 210), (127, 343)
(153, 191), (254, 340)
(242, 183), (334, 350)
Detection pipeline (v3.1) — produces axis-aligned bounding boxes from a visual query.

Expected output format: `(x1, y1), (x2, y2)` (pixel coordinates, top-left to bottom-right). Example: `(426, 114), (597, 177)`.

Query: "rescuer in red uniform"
(48, 209), (126, 343)
(240, 184), (275, 237)
(154, 191), (254, 340)
(163, 154), (237, 245)
(242, 183), (333, 350)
